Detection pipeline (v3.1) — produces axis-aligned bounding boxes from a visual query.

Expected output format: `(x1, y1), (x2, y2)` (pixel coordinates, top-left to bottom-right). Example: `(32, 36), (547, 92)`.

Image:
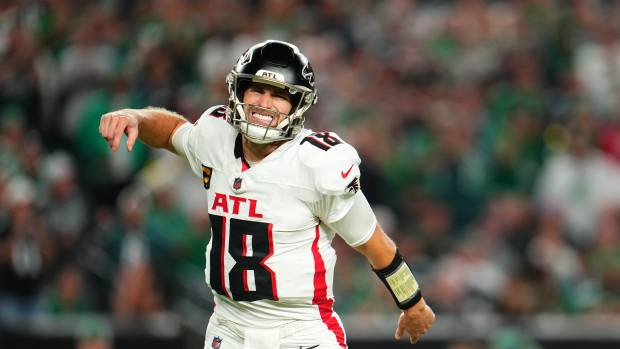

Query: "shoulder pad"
(298, 131), (362, 196)
(197, 105), (227, 123)
(190, 105), (237, 160)
(194, 105), (234, 133)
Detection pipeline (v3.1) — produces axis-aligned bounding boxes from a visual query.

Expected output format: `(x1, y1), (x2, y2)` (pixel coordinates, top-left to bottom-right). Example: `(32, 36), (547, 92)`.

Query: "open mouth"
(246, 106), (281, 127)
(249, 111), (276, 127)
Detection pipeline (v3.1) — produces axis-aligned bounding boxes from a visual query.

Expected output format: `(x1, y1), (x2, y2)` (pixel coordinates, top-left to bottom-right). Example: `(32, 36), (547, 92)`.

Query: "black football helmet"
(226, 40), (317, 143)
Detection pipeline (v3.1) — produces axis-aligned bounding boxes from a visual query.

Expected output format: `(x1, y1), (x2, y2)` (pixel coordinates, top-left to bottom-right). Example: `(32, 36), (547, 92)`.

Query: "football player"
(99, 40), (434, 348)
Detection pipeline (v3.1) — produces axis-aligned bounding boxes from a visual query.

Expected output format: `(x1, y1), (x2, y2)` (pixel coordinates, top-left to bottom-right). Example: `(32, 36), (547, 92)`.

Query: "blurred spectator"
(56, 6), (119, 143)
(0, 177), (55, 319)
(104, 186), (163, 317)
(113, 261), (162, 317)
(0, 25), (42, 131)
(586, 208), (620, 313)
(526, 215), (591, 312)
(404, 196), (455, 260)
(174, 206), (210, 282)
(574, 19), (620, 117)
(535, 114), (620, 249)
(429, 231), (508, 313)
(72, 81), (150, 205)
(130, 42), (179, 109)
(41, 151), (88, 252)
(0, 106), (28, 177)
(45, 265), (92, 315)
(499, 270), (541, 316)
(143, 184), (189, 264)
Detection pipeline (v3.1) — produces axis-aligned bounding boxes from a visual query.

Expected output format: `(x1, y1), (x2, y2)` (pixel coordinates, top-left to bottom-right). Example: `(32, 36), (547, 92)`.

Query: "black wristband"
(373, 251), (422, 310)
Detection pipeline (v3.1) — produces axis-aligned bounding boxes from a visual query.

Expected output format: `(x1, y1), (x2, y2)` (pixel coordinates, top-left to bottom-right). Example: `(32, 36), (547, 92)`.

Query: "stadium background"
(2, 0), (620, 348)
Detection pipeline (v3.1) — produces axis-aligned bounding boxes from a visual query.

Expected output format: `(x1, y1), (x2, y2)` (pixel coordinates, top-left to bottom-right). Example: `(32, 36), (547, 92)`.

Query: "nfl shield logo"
(211, 336), (222, 348)
(233, 177), (242, 190)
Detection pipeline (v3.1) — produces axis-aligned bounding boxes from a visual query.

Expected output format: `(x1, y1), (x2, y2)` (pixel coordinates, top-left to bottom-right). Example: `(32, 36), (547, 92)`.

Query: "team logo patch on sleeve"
(211, 336), (223, 348)
(346, 177), (360, 194)
(202, 165), (213, 189)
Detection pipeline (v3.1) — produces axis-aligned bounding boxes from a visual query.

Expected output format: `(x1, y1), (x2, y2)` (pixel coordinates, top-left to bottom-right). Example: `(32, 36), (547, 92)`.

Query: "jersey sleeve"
(172, 105), (232, 177)
(299, 132), (363, 223)
(327, 191), (377, 247)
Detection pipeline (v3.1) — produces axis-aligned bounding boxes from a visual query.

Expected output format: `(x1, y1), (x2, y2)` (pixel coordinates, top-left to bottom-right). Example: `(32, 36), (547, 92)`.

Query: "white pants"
(204, 313), (348, 349)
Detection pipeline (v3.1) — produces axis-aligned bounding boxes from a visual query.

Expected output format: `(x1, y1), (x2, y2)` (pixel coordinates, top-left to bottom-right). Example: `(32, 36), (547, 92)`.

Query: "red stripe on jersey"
(260, 223), (278, 300)
(241, 158), (250, 172)
(242, 234), (249, 292)
(220, 217), (230, 298)
(311, 225), (347, 348)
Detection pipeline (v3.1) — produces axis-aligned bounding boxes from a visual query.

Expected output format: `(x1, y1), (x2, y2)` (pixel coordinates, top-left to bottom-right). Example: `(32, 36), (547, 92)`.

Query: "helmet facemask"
(225, 40), (317, 144)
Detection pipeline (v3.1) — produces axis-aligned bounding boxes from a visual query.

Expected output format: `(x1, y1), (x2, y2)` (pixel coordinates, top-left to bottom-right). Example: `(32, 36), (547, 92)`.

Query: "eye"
(248, 86), (264, 94)
(273, 92), (291, 102)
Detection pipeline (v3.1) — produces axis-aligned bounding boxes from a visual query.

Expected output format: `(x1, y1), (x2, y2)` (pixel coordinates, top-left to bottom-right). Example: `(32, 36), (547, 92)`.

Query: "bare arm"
(354, 224), (435, 344)
(354, 223), (397, 269)
(99, 107), (188, 153)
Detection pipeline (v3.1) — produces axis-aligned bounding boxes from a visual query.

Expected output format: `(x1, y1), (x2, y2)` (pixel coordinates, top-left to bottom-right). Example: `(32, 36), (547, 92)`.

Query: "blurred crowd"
(2, 0), (620, 346)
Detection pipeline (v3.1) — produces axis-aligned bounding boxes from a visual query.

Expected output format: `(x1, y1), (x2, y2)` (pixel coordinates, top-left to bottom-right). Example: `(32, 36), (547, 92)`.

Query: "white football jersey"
(173, 106), (374, 341)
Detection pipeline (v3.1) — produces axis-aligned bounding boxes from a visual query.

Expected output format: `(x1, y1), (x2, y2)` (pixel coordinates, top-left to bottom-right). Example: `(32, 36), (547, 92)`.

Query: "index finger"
(126, 125), (138, 151)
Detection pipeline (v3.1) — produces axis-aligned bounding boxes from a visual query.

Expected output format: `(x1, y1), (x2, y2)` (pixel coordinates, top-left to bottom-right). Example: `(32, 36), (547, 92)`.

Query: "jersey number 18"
(208, 214), (278, 302)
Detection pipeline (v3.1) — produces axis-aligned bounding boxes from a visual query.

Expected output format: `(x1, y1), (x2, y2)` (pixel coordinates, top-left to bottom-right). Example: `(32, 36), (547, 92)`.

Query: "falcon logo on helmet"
(226, 40), (318, 144)
(302, 63), (315, 86)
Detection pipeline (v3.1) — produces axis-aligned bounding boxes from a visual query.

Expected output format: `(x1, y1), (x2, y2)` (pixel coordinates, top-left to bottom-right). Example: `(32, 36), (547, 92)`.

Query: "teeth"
(252, 112), (273, 122)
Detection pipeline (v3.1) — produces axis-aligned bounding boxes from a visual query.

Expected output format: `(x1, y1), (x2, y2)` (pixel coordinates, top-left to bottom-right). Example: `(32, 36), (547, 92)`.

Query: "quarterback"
(99, 40), (434, 348)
